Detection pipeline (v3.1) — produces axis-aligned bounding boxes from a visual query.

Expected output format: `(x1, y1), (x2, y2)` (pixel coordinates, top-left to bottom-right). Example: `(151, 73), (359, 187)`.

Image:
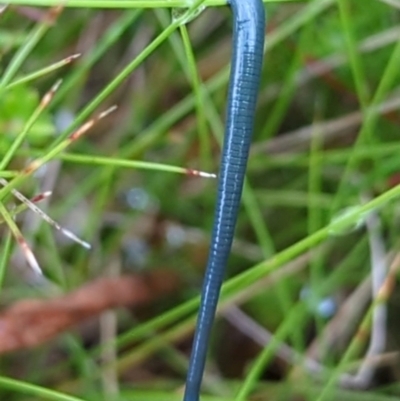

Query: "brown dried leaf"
(0, 270), (178, 354)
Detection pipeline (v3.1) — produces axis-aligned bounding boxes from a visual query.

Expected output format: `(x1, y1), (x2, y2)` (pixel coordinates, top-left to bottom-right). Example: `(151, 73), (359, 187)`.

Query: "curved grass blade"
(0, 5), (63, 92)
(5, 54), (80, 91)
(0, 79), (62, 171)
(0, 190), (52, 224)
(0, 202), (42, 275)
(0, 105), (117, 203)
(0, 178), (91, 249)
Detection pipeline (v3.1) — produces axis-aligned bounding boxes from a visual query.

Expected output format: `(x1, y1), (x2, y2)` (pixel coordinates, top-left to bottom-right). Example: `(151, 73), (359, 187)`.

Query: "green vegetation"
(1, 1), (400, 400)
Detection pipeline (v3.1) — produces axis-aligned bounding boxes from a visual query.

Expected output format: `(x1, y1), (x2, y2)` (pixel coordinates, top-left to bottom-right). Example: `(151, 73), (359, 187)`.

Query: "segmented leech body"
(183, 1), (265, 401)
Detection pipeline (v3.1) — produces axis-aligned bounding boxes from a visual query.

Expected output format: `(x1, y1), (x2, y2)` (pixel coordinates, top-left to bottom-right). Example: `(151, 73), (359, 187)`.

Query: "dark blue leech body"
(183, 1), (265, 401)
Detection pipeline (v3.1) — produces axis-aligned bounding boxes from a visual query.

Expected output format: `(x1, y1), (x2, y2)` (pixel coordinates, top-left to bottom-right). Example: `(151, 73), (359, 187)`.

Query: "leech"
(183, 1), (265, 400)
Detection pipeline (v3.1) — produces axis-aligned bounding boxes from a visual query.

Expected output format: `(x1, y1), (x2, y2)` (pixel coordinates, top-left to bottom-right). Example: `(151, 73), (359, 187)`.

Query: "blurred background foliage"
(1, 1), (400, 400)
